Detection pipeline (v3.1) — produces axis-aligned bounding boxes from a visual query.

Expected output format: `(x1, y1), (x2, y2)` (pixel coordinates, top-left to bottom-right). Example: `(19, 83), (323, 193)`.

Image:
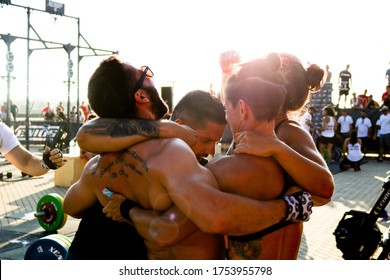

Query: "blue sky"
(1, 0), (389, 111)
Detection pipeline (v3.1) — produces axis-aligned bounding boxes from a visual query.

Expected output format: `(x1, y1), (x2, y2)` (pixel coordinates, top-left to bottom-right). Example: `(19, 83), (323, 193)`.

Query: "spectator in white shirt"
(376, 106), (390, 162)
(355, 110), (372, 156)
(337, 109), (354, 145)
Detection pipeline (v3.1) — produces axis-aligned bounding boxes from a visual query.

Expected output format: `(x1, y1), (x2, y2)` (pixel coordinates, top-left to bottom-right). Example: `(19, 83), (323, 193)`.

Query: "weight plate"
(24, 235), (69, 260)
(51, 193), (68, 229)
(36, 193), (66, 231)
(49, 234), (72, 248)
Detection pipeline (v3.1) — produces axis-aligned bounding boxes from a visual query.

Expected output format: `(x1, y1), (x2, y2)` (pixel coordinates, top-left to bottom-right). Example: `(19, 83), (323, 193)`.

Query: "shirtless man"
(128, 76), (296, 260)
(66, 88), (226, 259)
(64, 56), (310, 259)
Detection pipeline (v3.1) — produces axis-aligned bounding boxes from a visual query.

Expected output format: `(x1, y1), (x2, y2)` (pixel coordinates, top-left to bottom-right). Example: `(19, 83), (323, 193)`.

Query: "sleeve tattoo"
(82, 119), (161, 138)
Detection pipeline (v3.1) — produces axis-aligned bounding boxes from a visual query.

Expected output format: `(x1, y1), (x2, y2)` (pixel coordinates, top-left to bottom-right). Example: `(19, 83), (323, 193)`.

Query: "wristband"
(40, 160), (50, 170)
(120, 199), (140, 223)
(283, 191), (313, 222)
(42, 151), (59, 170)
(100, 187), (113, 198)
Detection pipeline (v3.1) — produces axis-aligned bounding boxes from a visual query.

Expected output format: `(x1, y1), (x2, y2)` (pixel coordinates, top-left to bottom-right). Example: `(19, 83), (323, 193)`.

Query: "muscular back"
(95, 140), (173, 211)
(92, 138), (225, 259)
(207, 153), (299, 259)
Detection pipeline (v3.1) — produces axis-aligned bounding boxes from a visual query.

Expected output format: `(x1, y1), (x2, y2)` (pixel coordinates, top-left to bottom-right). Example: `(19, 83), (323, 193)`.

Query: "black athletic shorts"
(319, 135), (335, 145)
(339, 90), (349, 96)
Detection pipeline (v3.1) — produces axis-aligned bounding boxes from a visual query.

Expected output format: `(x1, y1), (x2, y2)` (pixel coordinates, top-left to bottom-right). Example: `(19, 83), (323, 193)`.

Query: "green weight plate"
(35, 193), (65, 231)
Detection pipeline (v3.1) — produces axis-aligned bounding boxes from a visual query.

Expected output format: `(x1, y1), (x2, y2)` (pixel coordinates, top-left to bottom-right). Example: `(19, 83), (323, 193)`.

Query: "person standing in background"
(381, 85), (390, 108)
(42, 102), (54, 122)
(300, 106), (319, 143)
(385, 62), (390, 85)
(325, 65), (332, 83)
(337, 64), (352, 108)
(355, 109), (372, 157)
(337, 109), (354, 146)
(319, 106), (337, 163)
(300, 106), (317, 133)
(56, 101), (64, 113)
(10, 101), (18, 122)
(80, 101), (88, 123)
(41, 102), (52, 115)
(376, 106), (390, 162)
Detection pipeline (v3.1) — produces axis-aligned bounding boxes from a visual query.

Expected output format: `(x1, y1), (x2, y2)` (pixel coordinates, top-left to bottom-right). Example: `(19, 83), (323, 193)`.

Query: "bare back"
(92, 138), (224, 260)
(207, 153), (300, 259)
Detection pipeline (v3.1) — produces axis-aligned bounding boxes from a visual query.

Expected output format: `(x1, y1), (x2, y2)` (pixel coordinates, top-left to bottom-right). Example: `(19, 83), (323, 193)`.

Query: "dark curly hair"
(280, 53), (325, 112)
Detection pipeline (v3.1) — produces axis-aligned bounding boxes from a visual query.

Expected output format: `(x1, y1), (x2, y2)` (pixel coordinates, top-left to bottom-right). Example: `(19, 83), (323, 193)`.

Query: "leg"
(383, 133), (390, 160)
(327, 143), (333, 162)
(378, 143), (384, 161)
(319, 142), (326, 161)
(361, 137), (367, 156)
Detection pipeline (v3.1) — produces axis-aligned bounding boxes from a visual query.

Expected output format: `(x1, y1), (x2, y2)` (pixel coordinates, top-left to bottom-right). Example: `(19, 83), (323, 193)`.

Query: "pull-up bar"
(0, 0), (118, 150)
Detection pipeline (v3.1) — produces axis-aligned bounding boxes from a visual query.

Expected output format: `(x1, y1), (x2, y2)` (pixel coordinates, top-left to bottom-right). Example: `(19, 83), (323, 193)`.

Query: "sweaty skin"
(64, 137), (288, 259)
(207, 153), (301, 260)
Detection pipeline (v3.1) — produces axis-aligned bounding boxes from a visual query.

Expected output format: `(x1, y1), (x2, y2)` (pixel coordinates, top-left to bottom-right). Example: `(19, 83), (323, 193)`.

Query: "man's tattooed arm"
(76, 118), (197, 154)
(81, 118), (161, 138)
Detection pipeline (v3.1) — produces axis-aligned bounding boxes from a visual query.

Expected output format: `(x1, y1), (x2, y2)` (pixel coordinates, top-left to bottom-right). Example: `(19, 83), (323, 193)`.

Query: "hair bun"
(306, 64), (325, 91)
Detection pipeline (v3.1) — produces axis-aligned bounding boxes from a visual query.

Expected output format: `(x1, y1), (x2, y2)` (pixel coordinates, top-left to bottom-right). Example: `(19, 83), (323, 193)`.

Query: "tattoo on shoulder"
(126, 150), (148, 172)
(83, 118), (160, 138)
(94, 150), (149, 179)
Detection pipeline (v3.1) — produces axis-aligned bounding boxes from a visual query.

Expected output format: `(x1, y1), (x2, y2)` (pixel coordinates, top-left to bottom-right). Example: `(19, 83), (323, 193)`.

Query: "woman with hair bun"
(219, 51), (334, 259)
(220, 51), (333, 203)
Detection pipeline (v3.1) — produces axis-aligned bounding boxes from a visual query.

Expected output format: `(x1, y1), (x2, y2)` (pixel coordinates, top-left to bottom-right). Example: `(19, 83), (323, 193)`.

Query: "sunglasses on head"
(133, 66), (154, 94)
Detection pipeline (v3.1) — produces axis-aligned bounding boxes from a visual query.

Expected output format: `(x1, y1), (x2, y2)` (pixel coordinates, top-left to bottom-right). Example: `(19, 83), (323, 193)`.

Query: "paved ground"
(0, 151), (389, 260)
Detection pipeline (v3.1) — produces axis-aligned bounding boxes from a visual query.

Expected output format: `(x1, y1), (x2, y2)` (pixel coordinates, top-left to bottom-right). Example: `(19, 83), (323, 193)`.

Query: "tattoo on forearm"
(82, 118), (160, 138)
(95, 150), (148, 179)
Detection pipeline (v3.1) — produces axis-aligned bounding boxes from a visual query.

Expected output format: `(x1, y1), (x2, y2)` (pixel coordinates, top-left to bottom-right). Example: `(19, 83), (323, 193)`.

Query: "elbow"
(310, 177), (334, 206)
(318, 176), (335, 201)
(75, 129), (88, 150)
(63, 201), (82, 219)
(312, 196), (331, 206)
